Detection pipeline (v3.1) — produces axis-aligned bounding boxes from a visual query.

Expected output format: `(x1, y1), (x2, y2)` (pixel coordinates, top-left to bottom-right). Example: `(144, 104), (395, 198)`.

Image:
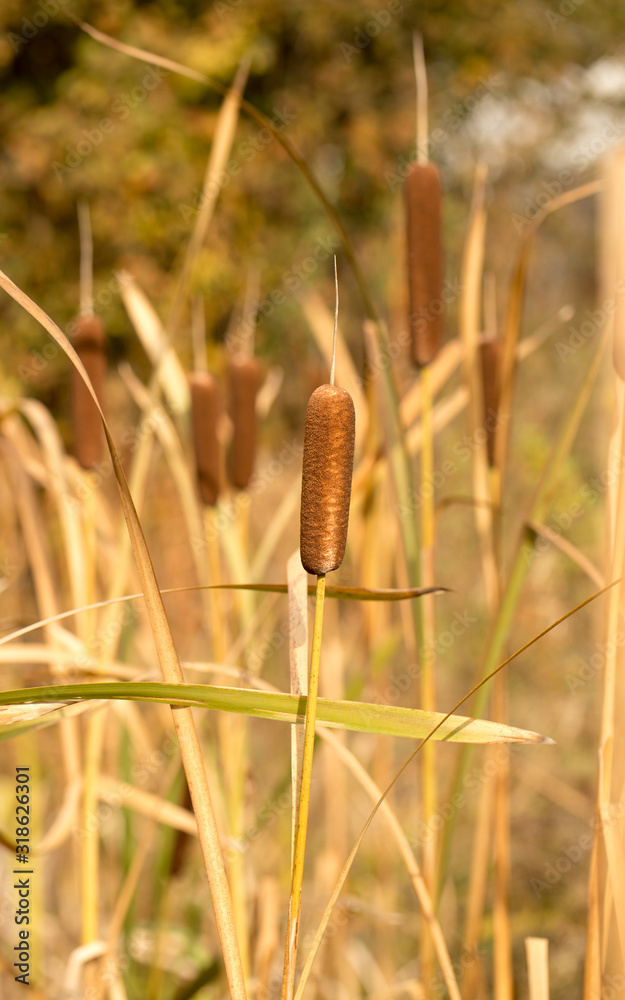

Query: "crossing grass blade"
(0, 681), (550, 745)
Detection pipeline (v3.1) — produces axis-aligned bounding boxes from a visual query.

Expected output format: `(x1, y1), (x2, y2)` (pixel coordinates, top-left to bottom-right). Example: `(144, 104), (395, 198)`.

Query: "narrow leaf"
(0, 682), (550, 745)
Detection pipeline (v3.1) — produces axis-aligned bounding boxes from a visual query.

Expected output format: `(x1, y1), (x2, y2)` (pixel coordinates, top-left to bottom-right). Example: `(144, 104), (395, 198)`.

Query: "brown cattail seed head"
(228, 355), (259, 490)
(71, 315), (106, 469)
(479, 335), (502, 467)
(405, 162), (444, 367)
(189, 371), (222, 506)
(300, 384), (355, 576)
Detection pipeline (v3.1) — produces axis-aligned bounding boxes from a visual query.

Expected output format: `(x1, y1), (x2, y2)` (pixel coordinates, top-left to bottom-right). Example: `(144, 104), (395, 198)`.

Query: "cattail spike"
(300, 384), (355, 576)
(228, 354), (259, 490)
(406, 161), (444, 367)
(189, 371), (222, 506)
(479, 334), (502, 467)
(71, 315), (106, 469)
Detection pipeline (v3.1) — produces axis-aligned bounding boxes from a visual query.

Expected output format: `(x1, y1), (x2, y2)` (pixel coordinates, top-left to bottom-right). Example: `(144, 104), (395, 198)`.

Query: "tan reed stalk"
(584, 145), (625, 996)
(202, 501), (251, 976)
(73, 205), (107, 983)
(282, 262), (355, 999)
(190, 350), (255, 982)
(408, 37), (441, 986)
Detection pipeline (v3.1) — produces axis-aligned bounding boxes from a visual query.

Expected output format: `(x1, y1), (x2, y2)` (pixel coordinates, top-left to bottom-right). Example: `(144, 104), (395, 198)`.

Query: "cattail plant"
(227, 353), (259, 489)
(71, 314), (107, 469)
(282, 260), (355, 998)
(406, 161), (444, 367)
(227, 273), (261, 491)
(479, 334), (502, 468)
(71, 203), (107, 471)
(300, 384), (355, 574)
(405, 37), (444, 987)
(405, 32), (444, 369)
(189, 370), (222, 506)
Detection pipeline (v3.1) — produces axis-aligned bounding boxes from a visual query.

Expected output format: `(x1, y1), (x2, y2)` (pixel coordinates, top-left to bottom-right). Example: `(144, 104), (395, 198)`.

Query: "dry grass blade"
(525, 937), (549, 1000)
(0, 584), (449, 653)
(459, 163), (497, 608)
(287, 552), (309, 862)
(495, 180), (602, 476)
(0, 267), (247, 1000)
(526, 519), (604, 588)
(168, 55), (250, 337)
(120, 274), (190, 414)
(96, 776), (197, 836)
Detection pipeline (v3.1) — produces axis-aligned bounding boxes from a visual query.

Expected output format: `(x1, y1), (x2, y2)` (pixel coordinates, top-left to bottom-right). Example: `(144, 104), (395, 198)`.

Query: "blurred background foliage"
(2, 0), (625, 438)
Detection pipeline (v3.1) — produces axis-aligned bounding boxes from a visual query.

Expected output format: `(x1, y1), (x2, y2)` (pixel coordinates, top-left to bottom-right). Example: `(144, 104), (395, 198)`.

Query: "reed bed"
(0, 17), (620, 1000)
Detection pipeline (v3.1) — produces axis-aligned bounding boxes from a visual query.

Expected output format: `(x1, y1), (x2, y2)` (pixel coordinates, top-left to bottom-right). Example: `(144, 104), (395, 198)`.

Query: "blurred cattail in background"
(479, 334), (502, 467)
(406, 161), (444, 367)
(228, 353), (259, 490)
(71, 314), (107, 469)
(189, 370), (222, 506)
(300, 383), (355, 576)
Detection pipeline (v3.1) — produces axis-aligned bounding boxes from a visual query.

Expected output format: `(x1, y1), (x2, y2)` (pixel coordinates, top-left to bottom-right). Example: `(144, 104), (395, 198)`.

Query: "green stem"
(435, 326), (609, 897)
(281, 574), (326, 1000)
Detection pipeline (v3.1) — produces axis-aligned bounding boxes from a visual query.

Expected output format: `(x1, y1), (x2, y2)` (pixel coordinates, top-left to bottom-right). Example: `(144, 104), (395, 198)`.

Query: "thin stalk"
(436, 324), (610, 892)
(419, 363), (436, 985)
(80, 472), (102, 956)
(281, 574), (326, 1000)
(413, 32), (428, 165)
(205, 505), (250, 979)
(77, 200), (93, 317)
